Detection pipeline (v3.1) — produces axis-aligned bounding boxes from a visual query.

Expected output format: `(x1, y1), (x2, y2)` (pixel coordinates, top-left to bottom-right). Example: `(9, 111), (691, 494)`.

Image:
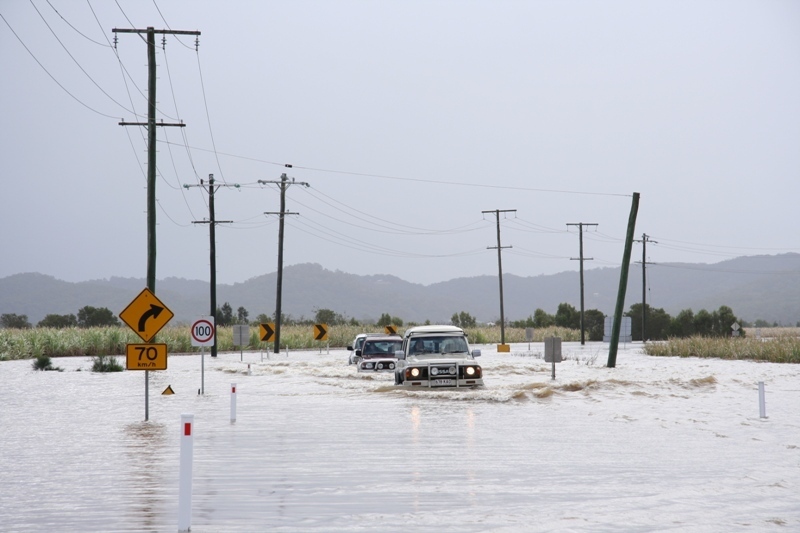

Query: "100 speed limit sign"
(191, 317), (215, 347)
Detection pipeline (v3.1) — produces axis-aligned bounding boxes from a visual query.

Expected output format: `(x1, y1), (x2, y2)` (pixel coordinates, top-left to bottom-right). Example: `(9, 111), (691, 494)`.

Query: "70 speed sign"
(191, 317), (216, 347)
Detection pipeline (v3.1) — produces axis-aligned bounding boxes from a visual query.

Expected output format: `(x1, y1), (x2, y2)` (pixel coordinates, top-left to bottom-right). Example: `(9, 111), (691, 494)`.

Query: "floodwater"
(2, 343), (799, 532)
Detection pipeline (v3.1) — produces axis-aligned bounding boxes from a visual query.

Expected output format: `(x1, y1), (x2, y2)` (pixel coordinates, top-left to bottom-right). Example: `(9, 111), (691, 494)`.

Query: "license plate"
(432, 379), (454, 386)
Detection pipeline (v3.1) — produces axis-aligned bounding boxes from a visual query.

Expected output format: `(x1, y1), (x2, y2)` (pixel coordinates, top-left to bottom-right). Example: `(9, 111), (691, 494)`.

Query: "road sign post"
(233, 325), (249, 361)
(191, 317), (215, 395)
(126, 344), (167, 370)
(314, 324), (329, 354)
(120, 288), (174, 421)
(545, 337), (562, 380)
(525, 327), (534, 350)
(259, 323), (275, 360)
(259, 323), (275, 343)
(191, 317), (216, 347)
(120, 288), (175, 343)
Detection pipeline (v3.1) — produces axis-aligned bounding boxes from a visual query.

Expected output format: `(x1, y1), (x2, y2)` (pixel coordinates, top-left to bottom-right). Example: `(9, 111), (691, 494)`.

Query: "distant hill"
(1, 253), (799, 326)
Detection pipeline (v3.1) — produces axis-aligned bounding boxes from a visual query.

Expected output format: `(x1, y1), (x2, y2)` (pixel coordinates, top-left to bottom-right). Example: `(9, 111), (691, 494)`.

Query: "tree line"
(217, 301), (747, 341)
(504, 302), (745, 341)
(1, 301), (746, 342)
(1, 306), (121, 329)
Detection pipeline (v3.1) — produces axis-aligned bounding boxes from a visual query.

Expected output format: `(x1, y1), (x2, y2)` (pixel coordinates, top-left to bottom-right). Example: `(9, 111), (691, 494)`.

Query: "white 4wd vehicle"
(394, 325), (483, 388)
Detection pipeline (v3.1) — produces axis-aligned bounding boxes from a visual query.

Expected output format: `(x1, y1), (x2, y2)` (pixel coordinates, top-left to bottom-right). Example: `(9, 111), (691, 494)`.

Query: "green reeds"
(0, 323), (589, 360)
(644, 335), (800, 364)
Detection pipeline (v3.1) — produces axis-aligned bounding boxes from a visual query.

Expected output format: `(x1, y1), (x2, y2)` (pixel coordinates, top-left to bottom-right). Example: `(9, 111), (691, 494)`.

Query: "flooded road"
(2, 343), (799, 532)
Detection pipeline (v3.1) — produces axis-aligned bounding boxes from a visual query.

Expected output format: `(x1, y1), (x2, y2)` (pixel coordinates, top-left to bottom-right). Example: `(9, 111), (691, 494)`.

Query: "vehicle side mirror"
(347, 346), (353, 351)
(472, 349), (481, 357)
(395, 350), (406, 360)
(355, 349), (362, 356)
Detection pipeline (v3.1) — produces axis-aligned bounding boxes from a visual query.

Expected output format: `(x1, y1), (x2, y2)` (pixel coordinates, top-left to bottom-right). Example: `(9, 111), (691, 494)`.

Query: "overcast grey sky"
(2, 0), (799, 288)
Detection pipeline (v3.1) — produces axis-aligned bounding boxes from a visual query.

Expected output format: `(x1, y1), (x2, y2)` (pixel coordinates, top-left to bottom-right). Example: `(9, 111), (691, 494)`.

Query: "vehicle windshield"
(361, 340), (402, 358)
(408, 336), (469, 355)
(354, 336), (367, 351)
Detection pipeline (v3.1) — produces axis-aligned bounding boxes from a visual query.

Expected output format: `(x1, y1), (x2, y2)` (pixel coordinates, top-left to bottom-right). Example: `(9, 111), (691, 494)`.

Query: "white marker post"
(178, 414), (194, 532)
(758, 381), (767, 419)
(230, 383), (237, 423)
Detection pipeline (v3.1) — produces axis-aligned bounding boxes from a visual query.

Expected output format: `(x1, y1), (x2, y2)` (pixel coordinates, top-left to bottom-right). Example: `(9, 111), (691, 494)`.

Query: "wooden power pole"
(567, 223), (597, 345)
(184, 175), (236, 358)
(634, 233), (657, 342)
(260, 173), (309, 353)
(483, 209), (515, 345)
(115, 26), (200, 421)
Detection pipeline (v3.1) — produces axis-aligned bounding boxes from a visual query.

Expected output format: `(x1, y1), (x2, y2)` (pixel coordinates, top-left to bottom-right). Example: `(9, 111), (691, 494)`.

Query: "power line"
(29, 0), (138, 115)
(1, 13), (119, 119)
(195, 50), (228, 183)
(154, 139), (632, 198)
(294, 187), (486, 237)
(85, 0), (148, 122)
(651, 236), (799, 254)
(151, 0), (195, 50)
(46, 0), (111, 47)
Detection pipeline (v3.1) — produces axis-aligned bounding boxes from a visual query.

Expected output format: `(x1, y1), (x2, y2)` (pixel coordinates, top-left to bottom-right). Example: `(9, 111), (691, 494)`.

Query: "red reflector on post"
(184, 422), (191, 436)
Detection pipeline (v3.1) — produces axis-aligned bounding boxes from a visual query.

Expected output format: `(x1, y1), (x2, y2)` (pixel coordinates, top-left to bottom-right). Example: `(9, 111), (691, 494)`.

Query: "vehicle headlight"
(377, 363), (383, 370)
(448, 366), (456, 375)
(431, 367), (439, 376)
(365, 362), (373, 369)
(465, 366), (475, 376)
(410, 368), (420, 377)
(389, 363), (395, 370)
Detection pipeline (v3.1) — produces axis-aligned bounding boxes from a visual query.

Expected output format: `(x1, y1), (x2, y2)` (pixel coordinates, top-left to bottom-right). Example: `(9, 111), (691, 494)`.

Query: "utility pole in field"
(184, 174), (237, 358)
(483, 209), (516, 345)
(114, 26), (200, 293)
(634, 233), (657, 342)
(115, 26), (200, 422)
(259, 173), (310, 353)
(567, 222), (597, 345)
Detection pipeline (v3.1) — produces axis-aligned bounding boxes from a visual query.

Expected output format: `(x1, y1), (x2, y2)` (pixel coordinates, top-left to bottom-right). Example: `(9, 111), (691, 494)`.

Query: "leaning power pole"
(184, 174), (237, 357)
(259, 173), (310, 353)
(114, 27), (200, 293)
(483, 209), (516, 345)
(115, 26), (200, 422)
(607, 192), (640, 368)
(567, 223), (597, 345)
(634, 233), (657, 342)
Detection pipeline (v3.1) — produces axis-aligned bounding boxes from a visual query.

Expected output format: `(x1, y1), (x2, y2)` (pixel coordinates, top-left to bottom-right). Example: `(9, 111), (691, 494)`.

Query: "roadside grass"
(644, 335), (800, 364)
(5, 325), (797, 363)
(0, 324), (582, 360)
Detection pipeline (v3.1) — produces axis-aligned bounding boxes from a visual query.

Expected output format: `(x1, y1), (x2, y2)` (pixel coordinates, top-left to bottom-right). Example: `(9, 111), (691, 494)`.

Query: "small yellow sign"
(126, 343), (168, 370)
(260, 323), (276, 342)
(162, 385), (175, 395)
(313, 323), (328, 341)
(119, 288), (174, 342)
(384, 325), (397, 335)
